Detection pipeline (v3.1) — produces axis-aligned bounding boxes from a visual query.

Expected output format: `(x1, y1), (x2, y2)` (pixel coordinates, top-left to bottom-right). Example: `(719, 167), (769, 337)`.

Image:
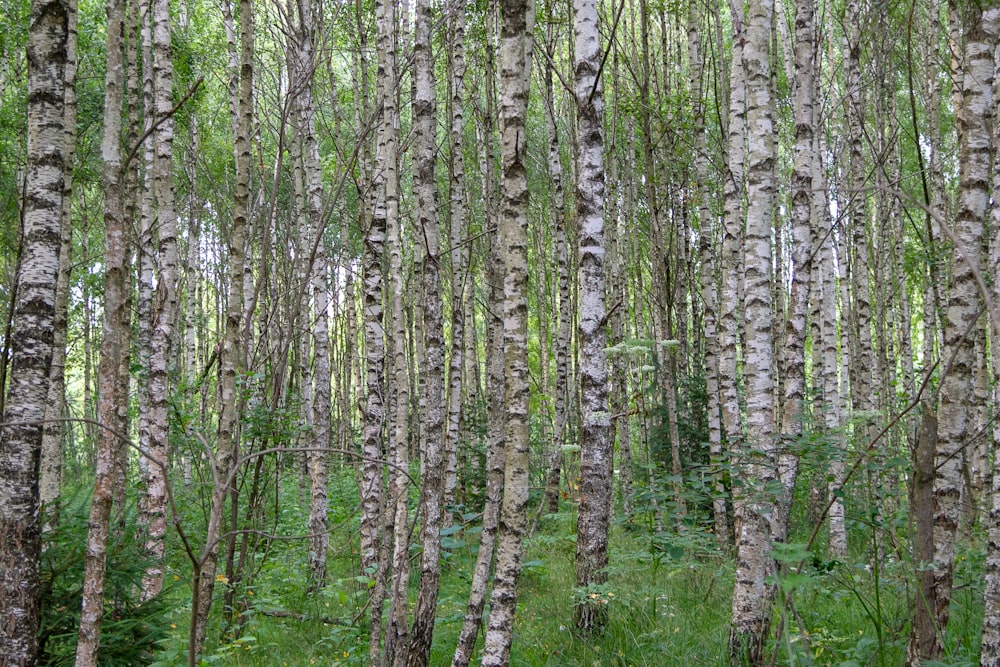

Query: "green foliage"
(38, 494), (172, 666)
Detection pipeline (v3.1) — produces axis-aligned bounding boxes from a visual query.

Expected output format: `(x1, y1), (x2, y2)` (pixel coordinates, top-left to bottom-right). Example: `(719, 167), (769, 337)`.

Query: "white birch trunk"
(189, 0), (252, 656)
(719, 1), (747, 514)
(382, 46), (411, 667)
(572, 0), (612, 634)
(452, 22), (501, 662)
(141, 0), (179, 601)
(39, 0), (77, 520)
(774, 0), (815, 545)
(443, 4), (468, 522)
(930, 6), (996, 657)
(688, 0), (728, 548)
(408, 1), (447, 663)
(728, 0), (777, 661)
(362, 0), (393, 659)
(980, 12), (1000, 662)
(0, 0), (68, 658)
(481, 1), (533, 662)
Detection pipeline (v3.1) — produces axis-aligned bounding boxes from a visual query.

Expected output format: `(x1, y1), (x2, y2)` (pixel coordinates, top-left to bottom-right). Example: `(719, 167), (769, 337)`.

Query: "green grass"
(139, 475), (989, 667)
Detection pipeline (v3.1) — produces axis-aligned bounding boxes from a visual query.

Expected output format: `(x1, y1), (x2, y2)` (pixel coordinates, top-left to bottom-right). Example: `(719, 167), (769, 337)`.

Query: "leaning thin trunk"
(187, 0), (251, 657)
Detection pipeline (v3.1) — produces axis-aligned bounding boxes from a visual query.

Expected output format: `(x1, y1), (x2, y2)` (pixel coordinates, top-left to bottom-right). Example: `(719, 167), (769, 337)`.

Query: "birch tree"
(480, 0), (533, 662)
(141, 0), (180, 600)
(688, 0), (728, 548)
(773, 0), (815, 545)
(728, 0), (777, 661)
(572, 0), (611, 634)
(718, 0), (747, 516)
(75, 0), (126, 660)
(363, 0), (393, 659)
(409, 0), (448, 662)
(923, 5), (997, 662)
(443, 0), (468, 529)
(0, 0), (69, 659)
(979, 11), (1000, 662)
(189, 0), (252, 656)
(452, 12), (503, 664)
(39, 0), (77, 520)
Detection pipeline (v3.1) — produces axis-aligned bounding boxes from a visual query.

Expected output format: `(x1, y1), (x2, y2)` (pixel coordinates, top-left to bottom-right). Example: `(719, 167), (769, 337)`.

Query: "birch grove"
(7, 0), (1000, 665)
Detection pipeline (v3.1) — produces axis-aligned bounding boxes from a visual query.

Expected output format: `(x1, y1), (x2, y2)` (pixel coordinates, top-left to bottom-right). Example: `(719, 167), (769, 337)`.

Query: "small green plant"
(38, 492), (171, 666)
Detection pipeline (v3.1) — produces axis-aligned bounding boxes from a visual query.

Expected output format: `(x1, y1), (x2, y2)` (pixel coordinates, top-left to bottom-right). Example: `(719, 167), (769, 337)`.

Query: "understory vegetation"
(41, 456), (988, 666)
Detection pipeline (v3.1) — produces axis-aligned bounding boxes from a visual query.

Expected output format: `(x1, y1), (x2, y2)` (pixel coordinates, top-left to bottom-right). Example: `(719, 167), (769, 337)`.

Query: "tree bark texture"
(39, 0), (76, 520)
(74, 0), (124, 660)
(980, 12), (1000, 663)
(363, 0), (394, 661)
(0, 0), (68, 659)
(141, 0), (179, 601)
(407, 2), (446, 664)
(480, 0), (533, 663)
(773, 0), (815, 546)
(728, 0), (777, 661)
(930, 7), (996, 659)
(572, 0), (612, 635)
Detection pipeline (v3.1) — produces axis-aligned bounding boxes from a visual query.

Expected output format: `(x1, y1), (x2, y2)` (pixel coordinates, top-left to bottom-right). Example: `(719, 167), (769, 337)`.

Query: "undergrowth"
(91, 469), (988, 666)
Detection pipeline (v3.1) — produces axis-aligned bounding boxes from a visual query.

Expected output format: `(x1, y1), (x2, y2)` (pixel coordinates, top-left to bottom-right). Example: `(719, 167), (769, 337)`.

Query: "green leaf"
(771, 542), (812, 563)
(441, 537), (466, 550)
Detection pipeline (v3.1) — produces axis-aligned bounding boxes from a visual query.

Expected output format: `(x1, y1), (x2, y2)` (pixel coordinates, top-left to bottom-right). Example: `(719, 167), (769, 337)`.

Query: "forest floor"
(133, 476), (987, 667)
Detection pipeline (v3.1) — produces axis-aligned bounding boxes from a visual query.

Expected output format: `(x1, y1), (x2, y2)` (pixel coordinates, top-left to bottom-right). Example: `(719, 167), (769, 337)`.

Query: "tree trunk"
(408, 0), (447, 663)
(480, 1), (533, 663)
(909, 403), (939, 666)
(443, 3), (468, 523)
(980, 13), (1000, 661)
(572, 0), (611, 634)
(926, 7), (997, 661)
(141, 0), (179, 601)
(451, 17), (501, 662)
(189, 0), (252, 656)
(0, 0), (68, 658)
(74, 0), (125, 661)
(39, 0), (77, 523)
(382, 22), (411, 663)
(728, 0), (777, 661)
(539, 13), (568, 518)
(773, 0), (815, 546)
(718, 0), (746, 538)
(688, 0), (728, 549)
(362, 1), (393, 660)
